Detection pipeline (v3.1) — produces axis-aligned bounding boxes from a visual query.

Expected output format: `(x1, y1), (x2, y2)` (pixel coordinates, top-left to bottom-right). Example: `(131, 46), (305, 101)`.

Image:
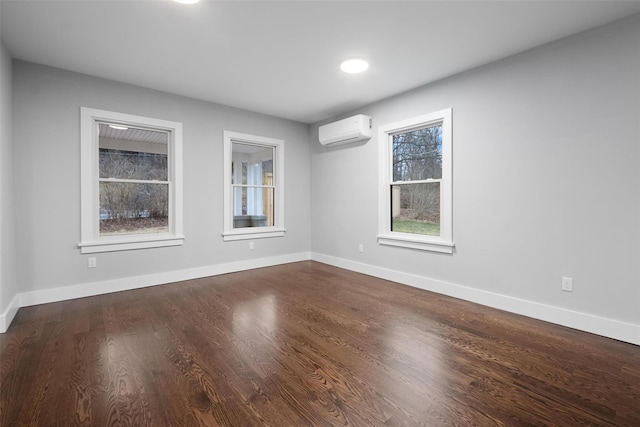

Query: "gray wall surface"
(3, 15), (639, 339)
(11, 61), (311, 294)
(310, 16), (640, 325)
(0, 38), (16, 318)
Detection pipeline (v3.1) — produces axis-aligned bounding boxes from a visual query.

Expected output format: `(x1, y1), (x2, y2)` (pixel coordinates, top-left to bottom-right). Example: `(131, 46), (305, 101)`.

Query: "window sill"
(78, 234), (185, 254)
(223, 227), (286, 242)
(377, 233), (454, 254)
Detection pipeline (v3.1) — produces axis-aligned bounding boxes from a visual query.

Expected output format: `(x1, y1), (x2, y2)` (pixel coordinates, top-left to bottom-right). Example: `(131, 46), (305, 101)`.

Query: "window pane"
(392, 124), (442, 182)
(233, 187), (274, 228)
(99, 182), (169, 235)
(232, 142), (274, 186)
(99, 123), (168, 180)
(391, 183), (440, 236)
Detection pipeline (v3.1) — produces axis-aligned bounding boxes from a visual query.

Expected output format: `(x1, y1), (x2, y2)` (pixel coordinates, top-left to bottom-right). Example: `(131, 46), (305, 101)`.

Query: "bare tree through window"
(98, 124), (169, 235)
(391, 124), (442, 236)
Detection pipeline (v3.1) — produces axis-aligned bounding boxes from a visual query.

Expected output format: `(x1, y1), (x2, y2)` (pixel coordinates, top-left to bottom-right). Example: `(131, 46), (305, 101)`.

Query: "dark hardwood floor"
(1, 261), (639, 426)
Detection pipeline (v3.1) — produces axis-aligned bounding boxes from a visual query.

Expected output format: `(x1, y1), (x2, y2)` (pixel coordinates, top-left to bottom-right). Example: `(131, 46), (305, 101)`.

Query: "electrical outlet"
(358, 243), (364, 253)
(88, 257), (97, 268)
(561, 277), (573, 292)
(249, 241), (254, 250)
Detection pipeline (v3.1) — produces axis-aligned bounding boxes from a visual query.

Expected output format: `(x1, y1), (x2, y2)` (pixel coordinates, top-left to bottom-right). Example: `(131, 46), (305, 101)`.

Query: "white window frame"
(223, 131), (285, 241)
(377, 108), (454, 254)
(78, 108), (184, 254)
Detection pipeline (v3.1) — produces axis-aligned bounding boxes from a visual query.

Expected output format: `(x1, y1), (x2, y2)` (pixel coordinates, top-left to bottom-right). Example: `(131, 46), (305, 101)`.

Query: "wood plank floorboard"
(1, 261), (639, 426)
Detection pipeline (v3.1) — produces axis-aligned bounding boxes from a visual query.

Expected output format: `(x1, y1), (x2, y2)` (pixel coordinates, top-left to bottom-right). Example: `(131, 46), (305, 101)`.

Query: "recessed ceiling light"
(174, 0), (200, 4)
(340, 58), (369, 74)
(109, 124), (129, 130)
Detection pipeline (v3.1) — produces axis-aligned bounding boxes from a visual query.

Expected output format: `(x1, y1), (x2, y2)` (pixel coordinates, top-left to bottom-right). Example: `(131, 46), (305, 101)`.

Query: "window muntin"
(79, 108), (184, 254)
(223, 131), (285, 241)
(378, 108), (453, 253)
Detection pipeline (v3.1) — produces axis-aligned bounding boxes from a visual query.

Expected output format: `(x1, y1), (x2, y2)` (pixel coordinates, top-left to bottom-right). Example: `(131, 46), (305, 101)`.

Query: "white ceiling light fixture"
(340, 58), (369, 74)
(108, 124), (129, 130)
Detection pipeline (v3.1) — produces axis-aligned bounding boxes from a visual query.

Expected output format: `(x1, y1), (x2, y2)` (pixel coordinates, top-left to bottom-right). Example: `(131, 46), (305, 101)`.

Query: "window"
(223, 131), (285, 241)
(378, 108), (453, 253)
(79, 108), (183, 253)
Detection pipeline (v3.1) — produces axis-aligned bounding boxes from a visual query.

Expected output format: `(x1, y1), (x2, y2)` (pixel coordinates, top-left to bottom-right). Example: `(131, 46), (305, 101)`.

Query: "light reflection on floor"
(231, 294), (278, 376)
(378, 311), (449, 418)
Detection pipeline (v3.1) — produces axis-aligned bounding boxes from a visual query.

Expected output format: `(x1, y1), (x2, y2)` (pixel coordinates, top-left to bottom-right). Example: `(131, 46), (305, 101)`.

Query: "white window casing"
(223, 131), (285, 241)
(377, 108), (454, 254)
(78, 108), (184, 254)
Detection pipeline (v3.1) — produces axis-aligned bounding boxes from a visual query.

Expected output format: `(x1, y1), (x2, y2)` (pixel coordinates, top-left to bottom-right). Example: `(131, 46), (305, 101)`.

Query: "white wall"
(0, 37), (18, 329)
(311, 16), (640, 343)
(10, 62), (311, 305)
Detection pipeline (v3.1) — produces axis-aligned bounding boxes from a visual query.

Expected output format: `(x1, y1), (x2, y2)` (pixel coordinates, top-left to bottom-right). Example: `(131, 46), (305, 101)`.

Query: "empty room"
(1, 1), (639, 425)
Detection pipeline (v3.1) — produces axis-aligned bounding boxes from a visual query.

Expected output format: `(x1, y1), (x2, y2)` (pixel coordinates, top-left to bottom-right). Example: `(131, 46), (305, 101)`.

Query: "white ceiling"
(2, 0), (640, 124)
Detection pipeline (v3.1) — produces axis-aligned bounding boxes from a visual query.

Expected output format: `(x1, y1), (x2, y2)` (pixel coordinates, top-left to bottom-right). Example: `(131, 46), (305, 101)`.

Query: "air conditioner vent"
(318, 114), (372, 146)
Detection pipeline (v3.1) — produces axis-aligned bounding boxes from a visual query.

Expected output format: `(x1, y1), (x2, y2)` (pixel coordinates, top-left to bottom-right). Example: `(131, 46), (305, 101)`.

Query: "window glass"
(390, 123), (443, 237)
(231, 142), (275, 228)
(99, 124), (168, 181)
(392, 124), (442, 181)
(99, 182), (169, 235)
(98, 123), (170, 236)
(391, 182), (440, 236)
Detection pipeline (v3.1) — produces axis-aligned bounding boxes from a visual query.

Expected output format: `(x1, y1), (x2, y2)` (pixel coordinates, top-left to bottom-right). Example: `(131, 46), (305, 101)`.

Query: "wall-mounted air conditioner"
(318, 114), (372, 146)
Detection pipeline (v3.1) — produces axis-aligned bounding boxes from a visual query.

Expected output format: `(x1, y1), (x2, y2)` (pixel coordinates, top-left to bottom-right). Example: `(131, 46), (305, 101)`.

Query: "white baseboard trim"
(312, 252), (640, 346)
(0, 293), (20, 333)
(1, 252), (311, 333)
(4, 251), (639, 345)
